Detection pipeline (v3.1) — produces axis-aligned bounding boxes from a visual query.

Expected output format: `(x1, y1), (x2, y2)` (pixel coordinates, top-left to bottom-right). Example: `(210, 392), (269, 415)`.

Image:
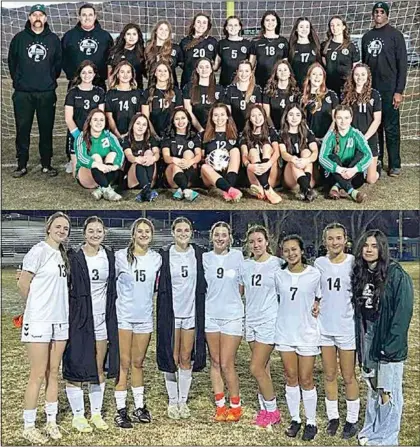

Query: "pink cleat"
(254, 410), (268, 427)
(265, 409), (281, 427)
(228, 187), (242, 202)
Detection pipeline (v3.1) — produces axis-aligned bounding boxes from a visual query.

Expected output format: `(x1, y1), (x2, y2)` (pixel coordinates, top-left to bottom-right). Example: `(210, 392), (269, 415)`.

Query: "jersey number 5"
(181, 266), (188, 278)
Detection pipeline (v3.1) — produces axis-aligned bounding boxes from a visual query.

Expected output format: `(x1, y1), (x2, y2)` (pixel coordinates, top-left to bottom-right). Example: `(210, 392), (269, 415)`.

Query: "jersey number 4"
(327, 277), (341, 291)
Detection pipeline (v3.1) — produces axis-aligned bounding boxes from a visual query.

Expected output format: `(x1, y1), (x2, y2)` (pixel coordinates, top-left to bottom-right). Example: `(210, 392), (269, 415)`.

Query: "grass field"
(1, 262), (419, 446)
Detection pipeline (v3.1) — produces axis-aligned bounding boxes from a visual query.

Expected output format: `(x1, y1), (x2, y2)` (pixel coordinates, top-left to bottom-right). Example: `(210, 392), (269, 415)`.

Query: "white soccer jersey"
(274, 265), (321, 346)
(314, 254), (355, 337)
(115, 248), (162, 323)
(203, 249), (244, 320)
(22, 241), (69, 324)
(243, 256), (283, 325)
(170, 245), (197, 319)
(84, 248), (109, 315)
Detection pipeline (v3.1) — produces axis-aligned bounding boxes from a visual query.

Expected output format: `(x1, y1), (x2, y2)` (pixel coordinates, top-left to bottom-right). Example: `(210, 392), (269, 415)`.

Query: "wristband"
(71, 128), (81, 139)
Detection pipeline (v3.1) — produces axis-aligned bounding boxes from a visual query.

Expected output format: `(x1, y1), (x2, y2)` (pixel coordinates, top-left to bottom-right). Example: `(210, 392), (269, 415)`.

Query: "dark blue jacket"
(62, 245), (119, 383)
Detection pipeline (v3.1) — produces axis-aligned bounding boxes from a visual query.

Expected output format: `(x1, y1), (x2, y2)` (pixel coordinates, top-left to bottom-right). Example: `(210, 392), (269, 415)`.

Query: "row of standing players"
(17, 213), (413, 444)
(9, 3), (407, 181)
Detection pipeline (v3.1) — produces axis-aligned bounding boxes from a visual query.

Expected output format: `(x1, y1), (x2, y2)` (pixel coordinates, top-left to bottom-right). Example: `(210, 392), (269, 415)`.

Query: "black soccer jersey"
(216, 38), (252, 87)
(161, 133), (202, 158)
(151, 43), (183, 88)
(143, 87), (183, 137)
(64, 85), (105, 130)
(280, 129), (317, 156)
(224, 84), (262, 132)
(304, 89), (339, 139)
(179, 36), (218, 88)
(105, 89), (144, 135)
(203, 132), (238, 156)
(240, 127), (279, 153)
(250, 36), (289, 89)
(322, 41), (360, 95)
(108, 48), (146, 89)
(183, 82), (225, 129)
(263, 89), (300, 130)
(290, 42), (320, 88)
(122, 136), (160, 156)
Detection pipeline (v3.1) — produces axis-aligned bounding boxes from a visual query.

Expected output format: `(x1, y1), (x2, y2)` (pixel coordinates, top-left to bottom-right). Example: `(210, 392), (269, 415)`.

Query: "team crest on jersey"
(326, 96), (332, 104)
(79, 38), (99, 55)
(188, 141), (195, 149)
(311, 49), (316, 56)
(342, 48), (349, 55)
(241, 46), (247, 53)
(289, 95), (294, 102)
(93, 95), (100, 103)
(208, 44), (214, 51)
(27, 43), (47, 62)
(278, 43), (285, 49)
(101, 137), (110, 148)
(250, 95), (256, 103)
(215, 92), (220, 99)
(131, 97), (137, 104)
(171, 49), (177, 57)
(367, 39), (384, 57)
(346, 138), (354, 148)
(370, 98), (375, 106)
(229, 139), (236, 145)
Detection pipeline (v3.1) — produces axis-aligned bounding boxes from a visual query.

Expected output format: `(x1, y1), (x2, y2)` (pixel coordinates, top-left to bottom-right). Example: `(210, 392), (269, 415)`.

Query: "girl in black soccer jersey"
(201, 103), (242, 202)
(288, 17), (322, 89)
(279, 103), (318, 202)
(214, 16), (252, 87)
(65, 60), (105, 176)
(224, 60), (263, 133)
(161, 108), (202, 202)
(342, 63), (381, 184)
(301, 63), (339, 140)
(263, 59), (300, 130)
(144, 20), (183, 88)
(122, 113), (160, 202)
(249, 10), (289, 89)
(240, 104), (282, 204)
(141, 61), (183, 138)
(107, 23), (146, 89)
(321, 16), (360, 97)
(179, 13), (218, 88)
(105, 61), (144, 141)
(183, 58), (224, 132)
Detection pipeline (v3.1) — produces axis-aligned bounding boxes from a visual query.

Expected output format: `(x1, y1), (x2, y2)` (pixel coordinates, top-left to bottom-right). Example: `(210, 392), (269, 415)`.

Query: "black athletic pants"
(377, 90), (401, 170)
(12, 90), (57, 169)
(327, 152), (364, 191)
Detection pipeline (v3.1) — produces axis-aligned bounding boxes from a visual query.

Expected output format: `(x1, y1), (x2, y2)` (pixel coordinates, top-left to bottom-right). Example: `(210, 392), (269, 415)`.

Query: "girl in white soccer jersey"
(18, 212), (71, 444)
(243, 225), (283, 428)
(274, 234), (321, 442)
(314, 223), (359, 439)
(204, 222), (245, 422)
(114, 218), (162, 428)
(157, 217), (207, 420)
(63, 217), (119, 434)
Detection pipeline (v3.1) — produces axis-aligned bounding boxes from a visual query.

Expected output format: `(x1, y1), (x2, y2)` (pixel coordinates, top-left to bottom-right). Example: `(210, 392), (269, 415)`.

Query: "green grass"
(1, 263), (419, 446)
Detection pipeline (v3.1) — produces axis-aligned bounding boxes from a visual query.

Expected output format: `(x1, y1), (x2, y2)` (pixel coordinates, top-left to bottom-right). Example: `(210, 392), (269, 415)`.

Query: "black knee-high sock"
(91, 168), (109, 187)
(297, 174), (310, 193)
(173, 172), (188, 190)
(256, 158), (271, 189)
(135, 164), (151, 188)
(305, 171), (312, 187)
(225, 171), (238, 187)
(106, 171), (119, 186)
(216, 177), (231, 192)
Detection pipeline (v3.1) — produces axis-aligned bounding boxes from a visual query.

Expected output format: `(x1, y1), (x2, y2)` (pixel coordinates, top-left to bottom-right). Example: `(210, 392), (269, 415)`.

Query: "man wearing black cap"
(362, 2), (408, 177)
(8, 4), (62, 178)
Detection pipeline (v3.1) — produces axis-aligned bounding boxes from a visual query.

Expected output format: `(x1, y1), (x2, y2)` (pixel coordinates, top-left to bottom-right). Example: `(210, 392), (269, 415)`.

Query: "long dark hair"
(70, 60), (100, 88)
(190, 57), (216, 105)
(167, 107), (195, 139)
(322, 15), (351, 56)
(280, 234), (307, 268)
(288, 17), (321, 62)
(144, 20), (174, 73)
(223, 15), (244, 38)
(185, 13), (212, 50)
(280, 103), (310, 155)
(82, 108), (107, 152)
(109, 23), (145, 67)
(351, 229), (390, 312)
(203, 103), (237, 143)
(264, 59), (299, 97)
(342, 63), (373, 106)
(259, 10), (281, 36)
(127, 112), (154, 146)
(147, 60), (175, 105)
(242, 104), (270, 148)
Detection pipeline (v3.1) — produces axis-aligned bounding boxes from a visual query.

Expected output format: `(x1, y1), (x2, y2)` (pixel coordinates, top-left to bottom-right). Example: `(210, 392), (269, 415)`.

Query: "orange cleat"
(214, 406), (228, 422)
(225, 406), (243, 422)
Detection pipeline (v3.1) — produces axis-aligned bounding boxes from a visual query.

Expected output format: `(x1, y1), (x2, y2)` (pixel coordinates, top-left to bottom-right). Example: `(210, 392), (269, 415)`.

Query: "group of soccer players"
(17, 212), (413, 445)
(9, 2), (408, 204)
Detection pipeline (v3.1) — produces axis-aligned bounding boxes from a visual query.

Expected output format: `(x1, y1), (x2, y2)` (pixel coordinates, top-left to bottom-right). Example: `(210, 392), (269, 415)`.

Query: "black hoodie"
(8, 21), (62, 92)
(61, 21), (113, 82)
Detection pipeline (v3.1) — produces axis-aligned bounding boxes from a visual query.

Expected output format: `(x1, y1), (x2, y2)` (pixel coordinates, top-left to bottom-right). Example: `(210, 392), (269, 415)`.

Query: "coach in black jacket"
(61, 3), (113, 90)
(62, 246), (119, 384)
(362, 1), (408, 177)
(156, 243), (207, 374)
(8, 4), (62, 178)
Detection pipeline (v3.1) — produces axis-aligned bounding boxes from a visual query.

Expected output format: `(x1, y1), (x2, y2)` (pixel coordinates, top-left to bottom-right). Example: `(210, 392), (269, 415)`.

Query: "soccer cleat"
(254, 410), (268, 427)
(326, 418), (340, 436)
(222, 191), (232, 202)
(305, 188), (317, 202)
(358, 436), (369, 445)
(91, 187), (103, 200)
(41, 166), (58, 177)
(285, 420), (302, 438)
(65, 161), (73, 174)
(144, 189), (159, 202)
(114, 408), (133, 429)
(388, 168), (401, 177)
(214, 405), (228, 422)
(302, 424), (318, 441)
(167, 404), (180, 420)
(132, 406), (152, 423)
(45, 421), (62, 440)
(22, 427), (48, 444)
(173, 188), (184, 200)
(72, 415), (93, 433)
(135, 191), (144, 202)
(342, 421), (358, 439)
(13, 167), (28, 178)
(225, 406), (242, 422)
(249, 184), (265, 200)
(183, 189), (199, 202)
(329, 185), (340, 200)
(178, 403), (191, 419)
(264, 409), (281, 427)
(376, 160), (383, 177)
(265, 187), (282, 204)
(228, 187), (242, 202)
(351, 190), (366, 203)
(103, 186), (122, 202)
(339, 189), (349, 198)
(90, 414), (109, 431)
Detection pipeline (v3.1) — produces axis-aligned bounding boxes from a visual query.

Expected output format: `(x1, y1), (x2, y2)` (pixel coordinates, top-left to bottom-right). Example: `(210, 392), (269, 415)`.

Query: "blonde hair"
(210, 221), (233, 246)
(45, 212), (71, 274)
(127, 218), (155, 265)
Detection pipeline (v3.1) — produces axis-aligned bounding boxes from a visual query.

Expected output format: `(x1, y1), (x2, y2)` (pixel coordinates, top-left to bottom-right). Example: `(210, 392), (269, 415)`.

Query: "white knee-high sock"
(66, 386), (85, 418)
(114, 390), (127, 410)
(325, 397), (339, 420)
(302, 387), (317, 426)
(45, 401), (58, 423)
(178, 368), (192, 404)
(346, 398), (360, 423)
(132, 386), (145, 409)
(23, 409), (37, 429)
(164, 372), (178, 405)
(285, 385), (301, 423)
(89, 382), (105, 416)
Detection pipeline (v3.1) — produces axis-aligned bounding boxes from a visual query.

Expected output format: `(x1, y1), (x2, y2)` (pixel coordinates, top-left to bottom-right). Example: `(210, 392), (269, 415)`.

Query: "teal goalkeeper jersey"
(319, 127), (372, 174)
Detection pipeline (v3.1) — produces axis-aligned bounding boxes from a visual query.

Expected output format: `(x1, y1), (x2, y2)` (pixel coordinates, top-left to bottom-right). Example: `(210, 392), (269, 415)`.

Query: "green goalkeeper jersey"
(319, 127), (372, 174)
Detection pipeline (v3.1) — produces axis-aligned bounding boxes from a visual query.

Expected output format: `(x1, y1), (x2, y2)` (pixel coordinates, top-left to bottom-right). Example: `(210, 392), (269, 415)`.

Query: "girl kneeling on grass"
(75, 109), (124, 202)
(319, 104), (373, 203)
(122, 113), (160, 203)
(279, 103), (318, 202)
(201, 103), (242, 202)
